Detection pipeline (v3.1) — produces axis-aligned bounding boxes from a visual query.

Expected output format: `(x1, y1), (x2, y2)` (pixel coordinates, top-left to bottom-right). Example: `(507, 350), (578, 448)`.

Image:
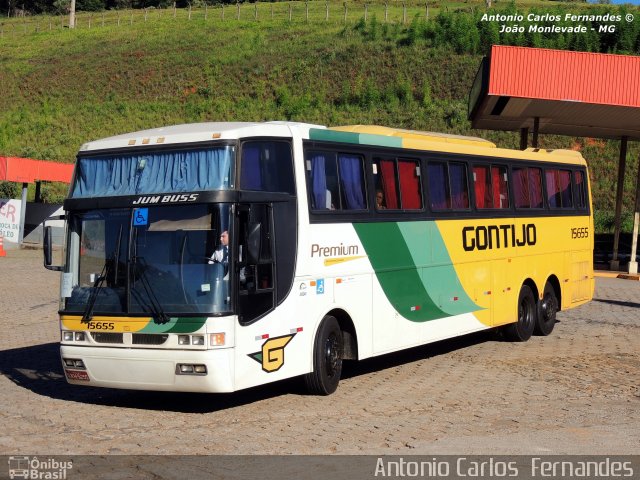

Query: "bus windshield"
(71, 145), (235, 198)
(64, 203), (232, 316)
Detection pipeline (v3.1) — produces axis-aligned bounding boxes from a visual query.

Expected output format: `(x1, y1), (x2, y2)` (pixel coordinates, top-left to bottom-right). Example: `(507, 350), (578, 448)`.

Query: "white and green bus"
(45, 122), (593, 394)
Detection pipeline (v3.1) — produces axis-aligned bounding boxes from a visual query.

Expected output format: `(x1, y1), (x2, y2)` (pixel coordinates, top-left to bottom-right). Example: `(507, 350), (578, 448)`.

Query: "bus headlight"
(178, 335), (190, 345)
(63, 331), (74, 342)
(192, 335), (205, 346)
(176, 364), (207, 375)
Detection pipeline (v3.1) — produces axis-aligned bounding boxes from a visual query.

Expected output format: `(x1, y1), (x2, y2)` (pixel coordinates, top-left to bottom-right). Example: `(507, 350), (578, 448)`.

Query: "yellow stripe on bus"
(61, 315), (152, 332)
(324, 256), (367, 267)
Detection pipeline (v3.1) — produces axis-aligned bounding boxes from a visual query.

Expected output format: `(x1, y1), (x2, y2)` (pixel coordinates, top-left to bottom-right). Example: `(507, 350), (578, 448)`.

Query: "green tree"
(0, 182), (19, 200)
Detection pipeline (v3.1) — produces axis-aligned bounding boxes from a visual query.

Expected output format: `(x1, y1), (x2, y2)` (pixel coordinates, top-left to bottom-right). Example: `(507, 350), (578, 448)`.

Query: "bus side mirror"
(43, 226), (63, 271)
(246, 222), (261, 264)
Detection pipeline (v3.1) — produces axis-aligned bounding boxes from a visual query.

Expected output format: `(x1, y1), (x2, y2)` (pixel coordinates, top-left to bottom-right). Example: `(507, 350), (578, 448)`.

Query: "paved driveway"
(0, 249), (638, 455)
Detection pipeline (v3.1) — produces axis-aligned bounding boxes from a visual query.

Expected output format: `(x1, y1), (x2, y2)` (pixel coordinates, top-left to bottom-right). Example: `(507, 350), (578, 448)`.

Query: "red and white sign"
(0, 199), (21, 244)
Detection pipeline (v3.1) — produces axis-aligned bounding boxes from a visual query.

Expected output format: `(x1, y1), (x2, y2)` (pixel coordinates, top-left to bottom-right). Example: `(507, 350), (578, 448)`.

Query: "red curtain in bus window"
(491, 166), (509, 208)
(398, 161), (421, 209)
(513, 168), (529, 208)
(529, 168), (543, 208)
(545, 169), (560, 208)
(379, 160), (399, 209)
(559, 170), (572, 207)
(473, 166), (488, 208)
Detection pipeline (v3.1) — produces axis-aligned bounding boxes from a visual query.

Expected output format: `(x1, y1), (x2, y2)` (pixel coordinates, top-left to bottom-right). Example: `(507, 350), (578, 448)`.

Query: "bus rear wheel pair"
(503, 282), (558, 342)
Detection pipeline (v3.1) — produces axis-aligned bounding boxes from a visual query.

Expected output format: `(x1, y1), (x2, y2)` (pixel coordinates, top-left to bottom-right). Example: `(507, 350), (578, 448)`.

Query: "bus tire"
(535, 282), (558, 336)
(304, 316), (343, 395)
(503, 285), (536, 342)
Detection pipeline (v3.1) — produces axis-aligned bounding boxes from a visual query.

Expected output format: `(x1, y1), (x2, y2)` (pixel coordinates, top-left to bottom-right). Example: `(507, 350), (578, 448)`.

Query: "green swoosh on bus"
(354, 221), (480, 322)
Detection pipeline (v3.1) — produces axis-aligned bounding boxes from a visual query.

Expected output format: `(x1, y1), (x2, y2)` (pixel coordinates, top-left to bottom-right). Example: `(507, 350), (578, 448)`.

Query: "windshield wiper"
(81, 225), (123, 325)
(81, 258), (111, 324)
(131, 257), (171, 325)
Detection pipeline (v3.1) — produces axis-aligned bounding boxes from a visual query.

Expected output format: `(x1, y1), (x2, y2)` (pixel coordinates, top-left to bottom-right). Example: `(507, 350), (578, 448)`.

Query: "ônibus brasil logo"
(8, 456), (73, 479)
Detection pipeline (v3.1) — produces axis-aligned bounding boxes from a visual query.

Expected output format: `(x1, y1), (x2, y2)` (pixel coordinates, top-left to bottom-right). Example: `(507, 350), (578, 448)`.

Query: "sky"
(589, 0), (640, 4)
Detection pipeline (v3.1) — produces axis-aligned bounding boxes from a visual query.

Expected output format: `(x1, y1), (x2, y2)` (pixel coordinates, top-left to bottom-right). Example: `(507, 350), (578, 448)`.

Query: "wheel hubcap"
(324, 333), (341, 378)
(519, 297), (533, 329)
(541, 293), (556, 322)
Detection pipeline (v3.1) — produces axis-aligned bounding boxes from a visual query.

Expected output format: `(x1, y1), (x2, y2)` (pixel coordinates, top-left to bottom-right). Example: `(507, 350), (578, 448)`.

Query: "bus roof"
(79, 121), (324, 153)
(316, 125), (586, 166)
(79, 121), (586, 167)
(330, 125), (497, 147)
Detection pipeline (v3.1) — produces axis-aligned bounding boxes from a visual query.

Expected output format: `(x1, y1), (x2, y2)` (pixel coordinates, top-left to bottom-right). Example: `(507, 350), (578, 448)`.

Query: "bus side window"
(559, 170), (573, 208)
(374, 159), (399, 209)
(475, 165), (510, 210)
(337, 153), (367, 210)
(449, 162), (469, 209)
(373, 158), (421, 210)
(241, 141), (295, 194)
(492, 166), (509, 209)
(529, 167), (543, 208)
(545, 169), (560, 208)
(546, 169), (573, 209)
(513, 167), (529, 208)
(473, 165), (492, 209)
(429, 161), (469, 211)
(514, 167), (543, 209)
(306, 151), (366, 211)
(307, 151), (337, 210)
(428, 162), (450, 210)
(574, 170), (587, 210)
(398, 159), (422, 209)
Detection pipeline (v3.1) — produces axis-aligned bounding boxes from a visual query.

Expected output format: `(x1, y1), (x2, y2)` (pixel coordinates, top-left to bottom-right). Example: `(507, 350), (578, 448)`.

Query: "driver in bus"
(209, 230), (229, 276)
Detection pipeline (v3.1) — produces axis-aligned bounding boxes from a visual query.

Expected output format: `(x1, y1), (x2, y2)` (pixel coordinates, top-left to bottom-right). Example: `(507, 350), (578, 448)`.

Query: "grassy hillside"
(0, 1), (639, 231)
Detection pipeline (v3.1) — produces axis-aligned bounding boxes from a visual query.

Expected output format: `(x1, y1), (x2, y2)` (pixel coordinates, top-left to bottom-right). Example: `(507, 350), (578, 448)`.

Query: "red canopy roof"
(488, 45), (640, 108)
(469, 46), (640, 140)
(0, 157), (74, 184)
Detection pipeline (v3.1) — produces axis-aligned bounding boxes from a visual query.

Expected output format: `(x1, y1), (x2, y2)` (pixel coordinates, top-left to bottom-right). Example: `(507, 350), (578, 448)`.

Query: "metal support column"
(35, 181), (42, 203)
(532, 117), (540, 148)
(610, 136), (628, 271)
(520, 127), (528, 150)
(629, 150), (640, 275)
(18, 182), (27, 245)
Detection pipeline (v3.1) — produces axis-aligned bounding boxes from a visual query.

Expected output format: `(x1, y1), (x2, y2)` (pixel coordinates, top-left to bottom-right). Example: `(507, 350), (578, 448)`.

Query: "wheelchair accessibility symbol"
(133, 208), (149, 226)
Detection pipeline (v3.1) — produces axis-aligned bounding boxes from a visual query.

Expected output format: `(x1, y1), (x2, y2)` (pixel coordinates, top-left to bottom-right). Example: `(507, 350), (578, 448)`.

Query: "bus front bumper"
(60, 345), (235, 393)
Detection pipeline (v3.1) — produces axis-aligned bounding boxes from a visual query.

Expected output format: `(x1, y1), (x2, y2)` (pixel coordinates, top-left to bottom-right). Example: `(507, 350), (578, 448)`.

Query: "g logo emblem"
(248, 334), (296, 373)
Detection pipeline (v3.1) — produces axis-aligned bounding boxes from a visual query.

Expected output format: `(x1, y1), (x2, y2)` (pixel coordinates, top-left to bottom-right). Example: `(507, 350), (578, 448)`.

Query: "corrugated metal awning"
(0, 157), (74, 184)
(469, 45), (640, 140)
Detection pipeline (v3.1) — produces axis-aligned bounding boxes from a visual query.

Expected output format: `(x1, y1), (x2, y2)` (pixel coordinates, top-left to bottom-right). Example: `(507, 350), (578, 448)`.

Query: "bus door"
(235, 204), (276, 325)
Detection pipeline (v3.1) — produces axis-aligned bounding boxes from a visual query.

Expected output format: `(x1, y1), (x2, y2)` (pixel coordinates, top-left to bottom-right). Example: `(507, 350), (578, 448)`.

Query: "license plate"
(65, 369), (90, 381)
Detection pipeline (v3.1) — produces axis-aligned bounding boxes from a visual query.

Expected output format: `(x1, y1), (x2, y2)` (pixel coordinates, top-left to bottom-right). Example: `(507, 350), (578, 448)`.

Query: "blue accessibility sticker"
(133, 208), (149, 226)
(316, 279), (325, 295)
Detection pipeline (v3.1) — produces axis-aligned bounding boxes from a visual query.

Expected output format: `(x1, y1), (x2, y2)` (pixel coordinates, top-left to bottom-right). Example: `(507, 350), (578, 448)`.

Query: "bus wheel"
(503, 285), (536, 342)
(304, 316), (343, 395)
(535, 282), (558, 336)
